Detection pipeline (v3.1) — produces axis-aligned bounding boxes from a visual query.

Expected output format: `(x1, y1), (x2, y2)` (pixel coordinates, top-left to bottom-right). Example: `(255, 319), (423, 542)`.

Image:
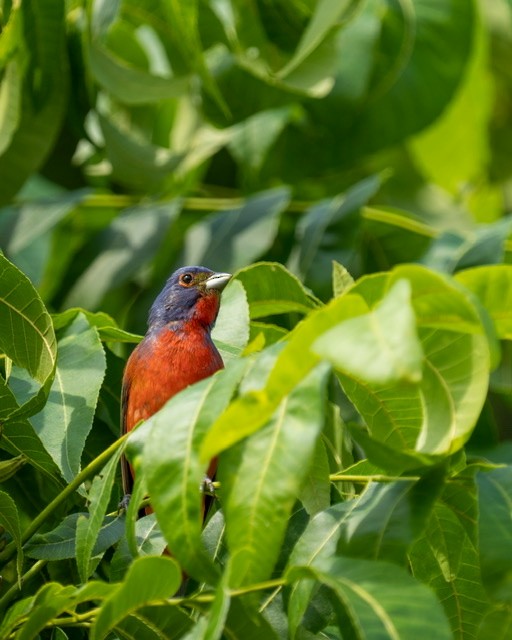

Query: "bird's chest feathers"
(139, 323), (222, 396)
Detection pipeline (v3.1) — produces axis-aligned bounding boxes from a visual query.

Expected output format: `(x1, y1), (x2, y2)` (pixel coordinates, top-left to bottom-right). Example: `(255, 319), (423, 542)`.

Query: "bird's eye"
(180, 273), (194, 286)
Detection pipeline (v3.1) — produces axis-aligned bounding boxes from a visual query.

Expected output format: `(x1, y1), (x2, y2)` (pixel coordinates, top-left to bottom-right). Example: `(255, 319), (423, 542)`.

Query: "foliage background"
(1, 0), (512, 638)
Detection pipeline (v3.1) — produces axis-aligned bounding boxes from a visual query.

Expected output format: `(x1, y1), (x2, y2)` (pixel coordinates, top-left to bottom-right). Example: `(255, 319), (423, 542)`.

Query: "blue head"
(148, 266), (231, 331)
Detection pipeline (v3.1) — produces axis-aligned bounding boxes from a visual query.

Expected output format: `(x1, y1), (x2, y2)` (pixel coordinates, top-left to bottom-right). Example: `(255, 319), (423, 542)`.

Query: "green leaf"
(87, 43), (191, 104)
(0, 254), (56, 418)
(0, 379), (61, 480)
(110, 514), (167, 581)
(339, 265), (491, 461)
(76, 444), (126, 582)
(0, 0), (69, 204)
(234, 262), (321, 319)
(456, 265), (512, 339)
(13, 583), (78, 640)
(299, 438), (331, 516)
(183, 188), (290, 273)
(478, 608), (512, 640)
(332, 261), (355, 297)
(113, 605), (193, 639)
(409, 13), (492, 196)
(52, 308), (142, 344)
(211, 279), (250, 362)
(409, 502), (489, 639)
(138, 358), (248, 583)
(294, 174), (382, 296)
(91, 556), (182, 640)
(224, 599), (280, 640)
(25, 513), (125, 560)
(477, 466), (512, 601)
(10, 313), (106, 482)
(277, 0), (353, 80)
(220, 363), (329, 588)
(188, 574), (231, 640)
(332, 0), (475, 160)
(0, 597), (35, 639)
(227, 107), (299, 182)
(0, 489), (23, 586)
(337, 473), (443, 563)
(313, 279), (424, 384)
(287, 558), (452, 639)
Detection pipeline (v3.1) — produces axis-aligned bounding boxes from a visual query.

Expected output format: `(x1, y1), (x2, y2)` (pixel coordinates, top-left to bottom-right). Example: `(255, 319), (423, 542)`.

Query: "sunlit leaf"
(234, 262), (321, 319)
(212, 279), (250, 361)
(10, 314), (106, 482)
(313, 279), (423, 384)
(456, 265), (512, 340)
(220, 363), (329, 588)
(91, 556), (182, 640)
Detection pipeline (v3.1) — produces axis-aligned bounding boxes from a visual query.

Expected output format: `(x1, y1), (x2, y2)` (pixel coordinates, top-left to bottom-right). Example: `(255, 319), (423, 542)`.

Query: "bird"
(121, 266), (231, 499)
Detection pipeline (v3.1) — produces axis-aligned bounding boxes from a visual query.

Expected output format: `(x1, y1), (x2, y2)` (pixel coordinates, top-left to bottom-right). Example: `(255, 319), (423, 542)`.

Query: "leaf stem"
(0, 559), (47, 612)
(329, 473), (420, 483)
(0, 432), (130, 566)
(66, 192), (312, 214)
(177, 577), (285, 607)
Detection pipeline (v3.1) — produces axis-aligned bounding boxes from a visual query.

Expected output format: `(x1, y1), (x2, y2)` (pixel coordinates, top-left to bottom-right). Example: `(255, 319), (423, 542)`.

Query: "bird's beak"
(205, 272), (232, 292)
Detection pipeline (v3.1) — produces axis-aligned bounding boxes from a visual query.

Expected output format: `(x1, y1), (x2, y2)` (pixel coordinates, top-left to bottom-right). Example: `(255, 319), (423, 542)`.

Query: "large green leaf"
(234, 262), (321, 319)
(220, 363), (329, 588)
(0, 254), (56, 420)
(409, 502), (489, 639)
(409, 12), (492, 199)
(87, 43), (191, 105)
(456, 265), (512, 339)
(287, 557), (452, 639)
(338, 265), (490, 463)
(313, 279), (423, 385)
(477, 466), (512, 601)
(211, 279), (250, 361)
(10, 314), (106, 482)
(0, 380), (60, 481)
(0, 0), (68, 204)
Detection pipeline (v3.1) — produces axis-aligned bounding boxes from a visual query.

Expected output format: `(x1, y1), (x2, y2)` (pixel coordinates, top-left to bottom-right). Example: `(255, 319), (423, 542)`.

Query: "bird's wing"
(120, 375), (134, 496)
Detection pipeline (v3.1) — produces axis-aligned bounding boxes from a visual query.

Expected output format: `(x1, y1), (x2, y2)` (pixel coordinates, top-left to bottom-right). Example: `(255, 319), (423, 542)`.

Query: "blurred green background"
(1, 0), (511, 331)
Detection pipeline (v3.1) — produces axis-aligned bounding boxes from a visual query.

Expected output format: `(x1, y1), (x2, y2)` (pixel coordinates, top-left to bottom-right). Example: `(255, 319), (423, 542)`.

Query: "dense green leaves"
(1, 0), (512, 637)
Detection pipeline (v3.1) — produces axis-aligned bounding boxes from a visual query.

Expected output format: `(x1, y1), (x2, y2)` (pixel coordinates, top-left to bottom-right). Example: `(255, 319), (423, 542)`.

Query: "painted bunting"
(121, 266), (231, 496)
